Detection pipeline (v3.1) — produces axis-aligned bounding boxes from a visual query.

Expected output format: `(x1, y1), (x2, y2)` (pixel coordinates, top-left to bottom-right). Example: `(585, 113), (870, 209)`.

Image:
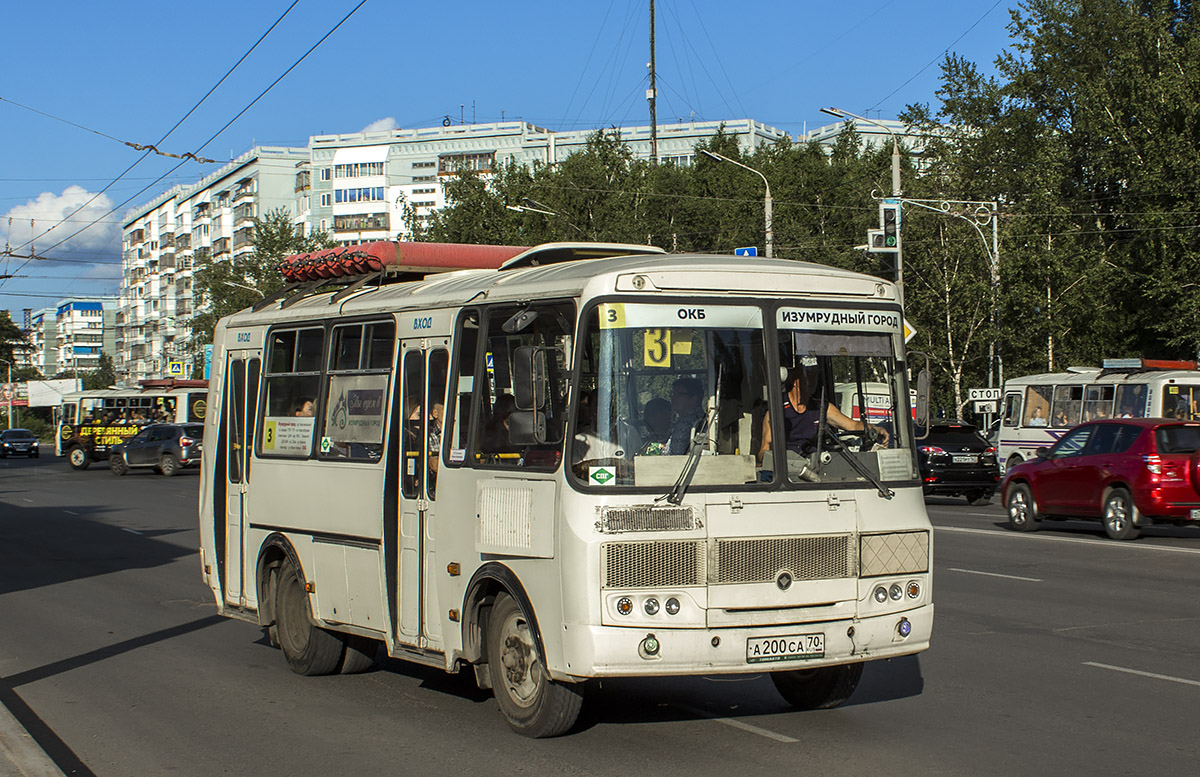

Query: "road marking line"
(935, 525), (1200, 555)
(675, 703), (798, 743)
(947, 567), (1042, 582)
(122, 528), (142, 535)
(62, 510), (78, 516)
(967, 512), (1000, 518)
(1084, 662), (1200, 688)
(21, 498), (33, 503)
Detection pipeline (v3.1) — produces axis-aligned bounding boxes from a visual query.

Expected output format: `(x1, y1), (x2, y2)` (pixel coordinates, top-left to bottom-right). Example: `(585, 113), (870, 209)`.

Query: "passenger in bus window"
(1052, 409), (1069, 427)
(639, 397), (672, 455)
(1028, 407), (1048, 426)
(428, 402), (443, 488)
(758, 366), (889, 465)
(293, 398), (315, 417)
(667, 378), (705, 455)
(483, 394), (518, 452)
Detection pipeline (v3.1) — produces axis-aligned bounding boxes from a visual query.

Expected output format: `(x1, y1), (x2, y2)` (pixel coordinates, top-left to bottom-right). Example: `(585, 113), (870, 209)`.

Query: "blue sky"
(0, 0), (1016, 320)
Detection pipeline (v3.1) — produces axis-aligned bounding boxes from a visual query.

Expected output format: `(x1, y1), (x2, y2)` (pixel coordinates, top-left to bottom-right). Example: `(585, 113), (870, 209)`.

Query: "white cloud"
(361, 117), (399, 133)
(1, 186), (120, 256)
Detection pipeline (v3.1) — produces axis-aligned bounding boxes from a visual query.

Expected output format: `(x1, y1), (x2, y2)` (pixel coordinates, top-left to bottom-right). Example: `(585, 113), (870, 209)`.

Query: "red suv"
(1001, 418), (1200, 540)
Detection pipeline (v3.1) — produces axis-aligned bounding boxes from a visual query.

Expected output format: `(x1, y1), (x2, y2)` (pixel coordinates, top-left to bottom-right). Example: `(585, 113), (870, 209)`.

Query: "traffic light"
(880, 201), (899, 250)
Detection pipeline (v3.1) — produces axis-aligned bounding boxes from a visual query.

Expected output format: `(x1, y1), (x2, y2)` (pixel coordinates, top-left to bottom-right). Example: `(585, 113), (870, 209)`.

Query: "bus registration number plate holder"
(746, 633), (825, 663)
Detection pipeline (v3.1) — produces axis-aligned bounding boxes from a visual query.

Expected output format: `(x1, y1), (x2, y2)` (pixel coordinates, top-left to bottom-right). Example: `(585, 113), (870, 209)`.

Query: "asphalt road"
(2, 456), (1198, 776)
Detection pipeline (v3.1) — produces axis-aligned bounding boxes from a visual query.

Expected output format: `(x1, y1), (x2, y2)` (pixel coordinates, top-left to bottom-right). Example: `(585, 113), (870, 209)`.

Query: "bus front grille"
(602, 541), (706, 588)
(859, 531), (929, 577)
(712, 535), (855, 583)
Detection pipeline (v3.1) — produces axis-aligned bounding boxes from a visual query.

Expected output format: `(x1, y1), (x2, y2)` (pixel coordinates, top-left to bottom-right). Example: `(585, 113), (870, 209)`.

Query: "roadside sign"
(903, 319), (916, 344)
(968, 387), (1002, 402)
(973, 400), (998, 415)
(167, 361), (184, 377)
(734, 246), (758, 257)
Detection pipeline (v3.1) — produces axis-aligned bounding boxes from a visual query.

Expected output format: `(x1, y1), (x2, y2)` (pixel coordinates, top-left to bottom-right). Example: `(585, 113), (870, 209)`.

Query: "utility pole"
(648, 0), (658, 163)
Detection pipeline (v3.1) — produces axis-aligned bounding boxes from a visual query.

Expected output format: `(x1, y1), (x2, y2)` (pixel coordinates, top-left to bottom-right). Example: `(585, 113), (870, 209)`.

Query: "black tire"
(1005, 454), (1023, 475)
(338, 635), (378, 674)
(1006, 483), (1041, 532)
(771, 662), (864, 710)
(68, 446), (91, 470)
(966, 490), (993, 506)
(109, 455), (128, 476)
(274, 561), (344, 676)
(487, 593), (582, 738)
(31, 451), (39, 458)
(1102, 488), (1141, 541)
(158, 453), (180, 477)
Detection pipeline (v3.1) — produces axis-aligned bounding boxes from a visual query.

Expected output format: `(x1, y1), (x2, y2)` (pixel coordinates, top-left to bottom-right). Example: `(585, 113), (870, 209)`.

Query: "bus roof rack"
(499, 242), (666, 270)
(1101, 357), (1197, 372)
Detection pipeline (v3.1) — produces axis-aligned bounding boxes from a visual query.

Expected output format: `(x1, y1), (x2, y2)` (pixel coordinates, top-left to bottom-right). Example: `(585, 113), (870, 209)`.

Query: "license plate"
(746, 633), (825, 664)
(1191, 509), (1200, 521)
(952, 455), (976, 464)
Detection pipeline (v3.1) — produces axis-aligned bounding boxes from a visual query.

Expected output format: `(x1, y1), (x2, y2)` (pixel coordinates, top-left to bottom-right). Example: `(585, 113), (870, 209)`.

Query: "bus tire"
(486, 592), (582, 738)
(1005, 454), (1023, 474)
(1007, 483), (1041, 532)
(158, 454), (180, 477)
(274, 560), (344, 676)
(68, 446), (91, 470)
(109, 455), (128, 476)
(1102, 488), (1141, 541)
(338, 635), (378, 674)
(771, 661), (863, 710)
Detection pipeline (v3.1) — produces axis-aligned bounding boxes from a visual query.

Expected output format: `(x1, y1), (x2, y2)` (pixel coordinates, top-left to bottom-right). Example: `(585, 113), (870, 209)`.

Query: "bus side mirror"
(508, 410), (547, 445)
(513, 346), (547, 411)
(1035, 446), (1049, 459)
(909, 351), (931, 437)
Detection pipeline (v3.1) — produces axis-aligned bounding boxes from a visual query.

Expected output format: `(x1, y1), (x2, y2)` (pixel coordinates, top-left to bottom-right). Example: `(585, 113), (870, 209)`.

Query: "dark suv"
(0, 428), (40, 458)
(917, 422), (1000, 504)
(109, 423), (203, 476)
(1002, 418), (1200, 540)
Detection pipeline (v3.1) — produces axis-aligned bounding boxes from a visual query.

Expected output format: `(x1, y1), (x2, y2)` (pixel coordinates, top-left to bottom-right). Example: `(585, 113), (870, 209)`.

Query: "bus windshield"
(570, 301), (916, 491)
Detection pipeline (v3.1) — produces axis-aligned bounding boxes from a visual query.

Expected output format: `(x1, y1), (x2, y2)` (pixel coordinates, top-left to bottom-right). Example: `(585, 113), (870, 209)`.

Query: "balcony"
(233, 186), (255, 204)
(333, 212), (390, 232)
(233, 203), (254, 223)
(129, 228), (145, 244)
(175, 233), (191, 250)
(212, 238), (230, 257)
(233, 226), (253, 250)
(295, 170), (312, 192)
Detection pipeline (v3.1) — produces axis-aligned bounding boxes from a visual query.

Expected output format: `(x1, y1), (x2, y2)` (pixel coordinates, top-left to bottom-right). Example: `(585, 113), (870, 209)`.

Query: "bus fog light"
(665, 597), (680, 615)
(616, 597), (633, 616)
(639, 633), (660, 659)
(907, 581), (921, 599)
(644, 597), (660, 615)
(874, 586), (888, 603)
(897, 618), (912, 638)
(889, 583), (903, 601)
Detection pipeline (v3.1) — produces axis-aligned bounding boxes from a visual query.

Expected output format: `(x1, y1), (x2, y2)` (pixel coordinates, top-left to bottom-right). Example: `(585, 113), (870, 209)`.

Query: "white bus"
(58, 379), (208, 468)
(997, 358), (1200, 472)
(198, 241), (934, 737)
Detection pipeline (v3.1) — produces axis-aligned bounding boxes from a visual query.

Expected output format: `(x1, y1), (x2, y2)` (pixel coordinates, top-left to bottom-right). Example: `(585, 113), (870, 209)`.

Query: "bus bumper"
(556, 604), (933, 679)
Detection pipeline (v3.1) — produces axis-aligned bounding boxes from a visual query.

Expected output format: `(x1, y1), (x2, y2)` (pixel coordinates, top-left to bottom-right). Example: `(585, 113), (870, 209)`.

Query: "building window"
(413, 175), (436, 183)
(412, 187), (437, 195)
(320, 168), (331, 181)
(333, 162), (384, 178)
(412, 161), (435, 168)
(438, 151), (494, 176)
(333, 187), (385, 204)
(320, 193), (331, 207)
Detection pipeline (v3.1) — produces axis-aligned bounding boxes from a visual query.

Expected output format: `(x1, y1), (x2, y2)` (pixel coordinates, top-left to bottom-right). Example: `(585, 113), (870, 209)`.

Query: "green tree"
(81, 352), (116, 390)
(190, 209), (331, 350)
(0, 310), (30, 367)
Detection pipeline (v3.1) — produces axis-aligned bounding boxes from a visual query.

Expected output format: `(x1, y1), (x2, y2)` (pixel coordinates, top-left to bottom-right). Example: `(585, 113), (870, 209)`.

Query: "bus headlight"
(873, 586), (888, 603)
(665, 597), (680, 615)
(644, 597), (660, 615)
(889, 583), (903, 601)
(907, 581), (921, 599)
(616, 597), (633, 616)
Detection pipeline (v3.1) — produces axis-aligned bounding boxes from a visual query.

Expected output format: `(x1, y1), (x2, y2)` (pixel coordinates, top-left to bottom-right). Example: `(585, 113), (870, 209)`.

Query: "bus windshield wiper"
(661, 365), (722, 505)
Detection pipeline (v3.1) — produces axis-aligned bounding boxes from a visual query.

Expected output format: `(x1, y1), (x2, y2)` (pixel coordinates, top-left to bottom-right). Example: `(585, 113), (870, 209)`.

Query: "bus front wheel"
(771, 662), (863, 710)
(486, 592), (582, 738)
(67, 447), (91, 470)
(274, 561), (344, 676)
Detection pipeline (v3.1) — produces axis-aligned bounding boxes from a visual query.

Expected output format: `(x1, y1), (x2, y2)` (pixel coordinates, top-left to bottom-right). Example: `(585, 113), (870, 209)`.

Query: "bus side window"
(1050, 385), (1081, 428)
(444, 310), (480, 467)
(1002, 393), (1021, 427)
(1023, 386), (1052, 426)
(1115, 384), (1147, 418)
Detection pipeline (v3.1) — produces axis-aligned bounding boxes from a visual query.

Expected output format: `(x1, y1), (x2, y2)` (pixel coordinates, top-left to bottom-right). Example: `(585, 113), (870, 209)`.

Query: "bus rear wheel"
(486, 593), (582, 738)
(274, 561), (344, 676)
(771, 662), (863, 710)
(68, 446), (91, 470)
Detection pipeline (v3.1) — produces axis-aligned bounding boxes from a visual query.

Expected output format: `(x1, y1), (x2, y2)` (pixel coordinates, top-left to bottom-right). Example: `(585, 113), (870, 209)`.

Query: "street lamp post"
(700, 150), (773, 258)
(821, 107), (903, 300)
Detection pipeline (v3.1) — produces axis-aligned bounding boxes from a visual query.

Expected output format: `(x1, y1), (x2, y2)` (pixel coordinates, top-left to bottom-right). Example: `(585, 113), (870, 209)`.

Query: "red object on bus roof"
(138, 378), (208, 389)
(280, 241), (528, 283)
(1142, 358), (1197, 370)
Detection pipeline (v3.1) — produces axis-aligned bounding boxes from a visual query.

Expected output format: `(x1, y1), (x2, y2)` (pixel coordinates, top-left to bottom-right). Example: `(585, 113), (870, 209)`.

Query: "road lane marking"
(674, 703), (798, 743)
(968, 512), (1000, 518)
(948, 567), (1042, 582)
(122, 528), (143, 535)
(1084, 662), (1200, 688)
(21, 498), (33, 503)
(62, 510), (78, 516)
(935, 525), (1200, 555)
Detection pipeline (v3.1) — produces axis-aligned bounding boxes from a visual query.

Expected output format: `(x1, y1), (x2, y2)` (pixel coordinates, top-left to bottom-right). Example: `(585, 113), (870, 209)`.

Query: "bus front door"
(223, 352), (260, 607)
(396, 340), (449, 650)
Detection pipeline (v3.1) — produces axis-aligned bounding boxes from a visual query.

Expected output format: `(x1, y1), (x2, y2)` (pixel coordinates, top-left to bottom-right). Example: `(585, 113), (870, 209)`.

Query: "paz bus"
(58, 378), (208, 469)
(198, 240), (934, 737)
(997, 358), (1200, 473)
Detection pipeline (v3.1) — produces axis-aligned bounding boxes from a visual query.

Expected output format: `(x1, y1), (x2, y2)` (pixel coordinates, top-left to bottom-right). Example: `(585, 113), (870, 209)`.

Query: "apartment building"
(27, 308), (57, 377)
(53, 298), (116, 376)
(119, 147), (308, 384)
